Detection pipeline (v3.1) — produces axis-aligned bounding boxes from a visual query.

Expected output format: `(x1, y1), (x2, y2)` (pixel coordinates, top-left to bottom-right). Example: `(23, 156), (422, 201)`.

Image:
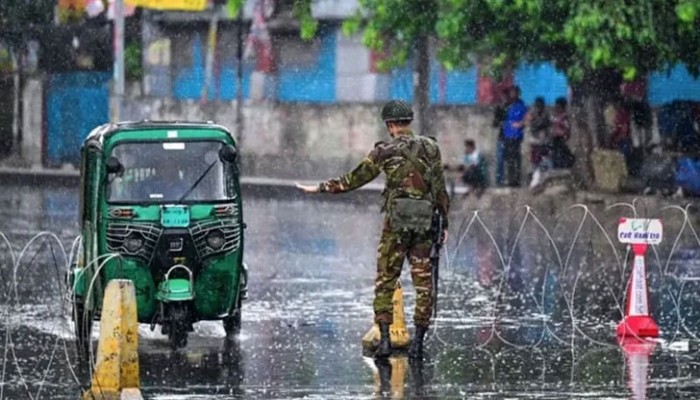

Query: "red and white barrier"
(618, 337), (657, 400)
(616, 218), (662, 339)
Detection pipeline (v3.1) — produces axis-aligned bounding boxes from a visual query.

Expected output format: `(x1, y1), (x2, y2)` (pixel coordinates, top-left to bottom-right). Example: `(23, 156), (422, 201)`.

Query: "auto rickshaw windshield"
(106, 140), (230, 203)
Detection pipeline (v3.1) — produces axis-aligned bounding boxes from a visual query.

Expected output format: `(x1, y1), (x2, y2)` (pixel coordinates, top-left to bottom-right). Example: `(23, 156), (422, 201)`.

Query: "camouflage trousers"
(374, 221), (433, 328)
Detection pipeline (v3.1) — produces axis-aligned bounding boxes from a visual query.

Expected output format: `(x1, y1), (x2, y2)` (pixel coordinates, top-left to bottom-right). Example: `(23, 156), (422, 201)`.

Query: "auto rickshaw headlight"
(206, 229), (225, 250)
(125, 233), (144, 253)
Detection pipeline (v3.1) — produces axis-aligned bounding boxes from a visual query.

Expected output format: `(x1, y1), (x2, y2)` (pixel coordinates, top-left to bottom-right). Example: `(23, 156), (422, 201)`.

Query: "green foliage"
(293, 0), (318, 40)
(343, 0), (437, 71)
(125, 42), (143, 81)
(226, 0), (245, 19)
(340, 0), (700, 81)
(436, 0), (700, 81)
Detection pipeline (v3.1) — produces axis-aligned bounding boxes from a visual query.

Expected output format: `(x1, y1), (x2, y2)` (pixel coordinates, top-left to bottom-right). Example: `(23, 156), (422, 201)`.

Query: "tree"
(341, 0), (438, 136)
(436, 0), (700, 186)
(298, 0), (700, 187)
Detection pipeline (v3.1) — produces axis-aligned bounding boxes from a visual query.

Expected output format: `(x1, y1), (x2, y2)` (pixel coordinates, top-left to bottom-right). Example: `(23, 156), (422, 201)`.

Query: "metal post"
(11, 44), (20, 154)
(201, 6), (220, 103)
(235, 10), (244, 148)
(113, 0), (125, 122)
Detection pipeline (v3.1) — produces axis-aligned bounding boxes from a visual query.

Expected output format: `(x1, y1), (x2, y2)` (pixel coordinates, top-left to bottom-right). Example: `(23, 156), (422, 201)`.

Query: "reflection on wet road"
(3, 185), (700, 398)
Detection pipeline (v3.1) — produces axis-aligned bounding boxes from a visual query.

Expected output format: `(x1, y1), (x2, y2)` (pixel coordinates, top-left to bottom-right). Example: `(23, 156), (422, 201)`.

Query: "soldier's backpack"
(387, 137), (438, 232)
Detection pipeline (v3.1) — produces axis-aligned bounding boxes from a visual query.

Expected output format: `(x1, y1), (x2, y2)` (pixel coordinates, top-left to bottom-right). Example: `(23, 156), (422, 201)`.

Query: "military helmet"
(381, 100), (414, 122)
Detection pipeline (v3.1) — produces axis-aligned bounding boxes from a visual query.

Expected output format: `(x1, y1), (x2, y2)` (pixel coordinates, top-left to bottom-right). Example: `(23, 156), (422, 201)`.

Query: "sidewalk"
(6, 162), (613, 209)
(0, 164), (485, 197)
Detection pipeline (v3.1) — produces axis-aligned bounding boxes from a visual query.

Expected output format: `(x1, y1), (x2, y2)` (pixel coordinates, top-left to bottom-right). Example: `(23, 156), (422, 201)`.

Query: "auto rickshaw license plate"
(161, 206), (190, 228)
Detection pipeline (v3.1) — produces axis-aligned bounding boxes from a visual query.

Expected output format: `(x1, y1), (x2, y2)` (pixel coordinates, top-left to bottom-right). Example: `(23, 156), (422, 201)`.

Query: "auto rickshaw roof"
(83, 121), (235, 147)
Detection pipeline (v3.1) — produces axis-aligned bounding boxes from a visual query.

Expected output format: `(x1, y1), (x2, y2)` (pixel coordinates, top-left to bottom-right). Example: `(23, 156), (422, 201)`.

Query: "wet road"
(3, 184), (700, 399)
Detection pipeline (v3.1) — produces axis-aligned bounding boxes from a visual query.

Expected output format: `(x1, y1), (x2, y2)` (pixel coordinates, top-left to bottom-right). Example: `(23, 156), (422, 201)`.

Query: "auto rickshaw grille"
(106, 222), (163, 264)
(189, 218), (241, 259)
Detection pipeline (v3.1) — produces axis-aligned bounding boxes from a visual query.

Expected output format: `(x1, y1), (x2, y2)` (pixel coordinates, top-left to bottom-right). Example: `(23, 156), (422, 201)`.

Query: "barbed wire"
(2, 200), (700, 397)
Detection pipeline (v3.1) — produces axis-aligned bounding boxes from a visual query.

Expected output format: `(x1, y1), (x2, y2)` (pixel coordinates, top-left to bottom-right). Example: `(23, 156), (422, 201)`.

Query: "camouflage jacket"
(318, 129), (450, 228)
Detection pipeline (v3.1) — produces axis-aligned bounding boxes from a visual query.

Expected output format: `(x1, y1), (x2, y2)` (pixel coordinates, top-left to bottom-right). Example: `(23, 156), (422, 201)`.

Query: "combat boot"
(408, 325), (428, 359)
(375, 322), (392, 358)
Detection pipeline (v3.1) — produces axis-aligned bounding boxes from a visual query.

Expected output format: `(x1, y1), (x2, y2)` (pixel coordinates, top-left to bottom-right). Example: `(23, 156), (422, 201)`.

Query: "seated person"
(549, 97), (575, 169)
(459, 139), (488, 197)
(133, 166), (185, 201)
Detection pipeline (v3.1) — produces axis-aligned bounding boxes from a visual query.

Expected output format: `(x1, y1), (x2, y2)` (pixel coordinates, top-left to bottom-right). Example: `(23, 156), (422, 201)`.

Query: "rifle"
(429, 209), (445, 319)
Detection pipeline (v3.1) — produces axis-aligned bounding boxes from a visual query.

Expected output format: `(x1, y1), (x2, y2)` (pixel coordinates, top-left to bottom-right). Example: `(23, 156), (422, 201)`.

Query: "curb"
(0, 167), (479, 202)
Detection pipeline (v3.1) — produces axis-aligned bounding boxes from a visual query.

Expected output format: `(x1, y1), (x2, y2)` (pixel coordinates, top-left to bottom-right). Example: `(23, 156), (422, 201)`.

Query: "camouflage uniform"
(319, 128), (450, 328)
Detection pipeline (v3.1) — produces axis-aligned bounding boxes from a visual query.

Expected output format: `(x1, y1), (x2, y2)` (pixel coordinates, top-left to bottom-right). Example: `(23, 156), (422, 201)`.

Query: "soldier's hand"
(295, 182), (319, 194)
(441, 230), (449, 245)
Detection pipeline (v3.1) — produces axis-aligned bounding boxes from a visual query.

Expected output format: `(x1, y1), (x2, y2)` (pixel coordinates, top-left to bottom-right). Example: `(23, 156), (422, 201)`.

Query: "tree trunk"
(414, 34), (431, 136)
(569, 69), (621, 189)
(13, 42), (24, 157)
(569, 87), (595, 188)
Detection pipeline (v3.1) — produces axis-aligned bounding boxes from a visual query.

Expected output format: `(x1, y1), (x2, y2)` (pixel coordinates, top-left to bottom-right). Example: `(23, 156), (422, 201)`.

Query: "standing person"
(549, 97), (574, 169)
(296, 100), (450, 360)
(459, 139), (488, 197)
(526, 97), (550, 187)
(503, 86), (528, 187)
(609, 98), (633, 171)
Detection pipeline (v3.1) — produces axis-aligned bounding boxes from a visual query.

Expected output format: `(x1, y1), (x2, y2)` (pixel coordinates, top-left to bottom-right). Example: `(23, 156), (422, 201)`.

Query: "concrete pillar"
(21, 78), (43, 168)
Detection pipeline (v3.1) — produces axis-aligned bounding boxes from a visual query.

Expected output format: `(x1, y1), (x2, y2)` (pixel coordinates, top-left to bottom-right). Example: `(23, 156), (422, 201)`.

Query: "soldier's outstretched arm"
(318, 154), (381, 193)
(296, 147), (382, 194)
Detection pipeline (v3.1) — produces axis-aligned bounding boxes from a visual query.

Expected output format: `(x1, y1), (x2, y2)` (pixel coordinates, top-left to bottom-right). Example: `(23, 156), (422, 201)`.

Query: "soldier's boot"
(408, 325), (428, 359)
(375, 322), (391, 358)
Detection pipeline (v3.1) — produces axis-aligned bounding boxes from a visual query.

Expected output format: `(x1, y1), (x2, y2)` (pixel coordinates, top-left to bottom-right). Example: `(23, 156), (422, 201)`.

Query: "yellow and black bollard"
(362, 281), (410, 356)
(82, 279), (143, 400)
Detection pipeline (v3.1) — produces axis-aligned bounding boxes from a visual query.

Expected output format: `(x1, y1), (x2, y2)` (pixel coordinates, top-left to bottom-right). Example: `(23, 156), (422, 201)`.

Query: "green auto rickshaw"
(69, 121), (247, 352)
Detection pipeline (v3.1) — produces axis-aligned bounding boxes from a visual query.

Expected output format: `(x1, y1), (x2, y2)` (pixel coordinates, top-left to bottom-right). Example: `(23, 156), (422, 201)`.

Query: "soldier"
(296, 100), (450, 359)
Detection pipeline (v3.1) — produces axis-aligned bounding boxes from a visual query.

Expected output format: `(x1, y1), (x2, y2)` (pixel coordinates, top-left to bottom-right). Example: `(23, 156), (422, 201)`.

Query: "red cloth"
(611, 107), (631, 148)
(620, 78), (647, 101)
(477, 64), (513, 105)
(551, 112), (570, 140)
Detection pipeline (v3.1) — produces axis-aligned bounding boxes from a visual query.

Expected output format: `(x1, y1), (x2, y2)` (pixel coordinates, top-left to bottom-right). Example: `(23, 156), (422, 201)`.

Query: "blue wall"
(390, 66), (413, 102)
(390, 64), (478, 105)
(430, 66), (478, 105)
(173, 33), (251, 101)
(172, 28), (338, 103)
(169, 27), (700, 107)
(277, 28), (337, 103)
(46, 72), (110, 166)
(390, 62), (565, 105)
(649, 65), (700, 106)
(514, 63), (569, 105)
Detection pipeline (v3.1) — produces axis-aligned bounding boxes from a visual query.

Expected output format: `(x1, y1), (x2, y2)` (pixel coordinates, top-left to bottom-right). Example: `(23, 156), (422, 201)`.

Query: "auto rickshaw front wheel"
(165, 302), (190, 350)
(223, 309), (241, 337)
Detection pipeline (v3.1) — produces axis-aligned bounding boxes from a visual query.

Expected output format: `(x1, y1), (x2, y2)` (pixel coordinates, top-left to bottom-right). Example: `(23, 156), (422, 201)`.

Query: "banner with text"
(618, 218), (663, 245)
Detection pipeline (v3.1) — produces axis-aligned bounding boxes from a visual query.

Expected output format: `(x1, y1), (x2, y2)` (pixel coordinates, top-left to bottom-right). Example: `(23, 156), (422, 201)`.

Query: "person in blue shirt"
(503, 86), (528, 187)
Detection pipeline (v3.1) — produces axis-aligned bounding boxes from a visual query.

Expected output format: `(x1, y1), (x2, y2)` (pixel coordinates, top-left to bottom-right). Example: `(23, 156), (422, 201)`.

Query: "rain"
(2, 0), (700, 399)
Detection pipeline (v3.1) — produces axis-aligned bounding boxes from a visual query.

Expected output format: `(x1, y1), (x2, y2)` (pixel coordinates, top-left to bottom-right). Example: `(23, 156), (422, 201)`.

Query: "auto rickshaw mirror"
(105, 156), (124, 176)
(219, 145), (238, 163)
